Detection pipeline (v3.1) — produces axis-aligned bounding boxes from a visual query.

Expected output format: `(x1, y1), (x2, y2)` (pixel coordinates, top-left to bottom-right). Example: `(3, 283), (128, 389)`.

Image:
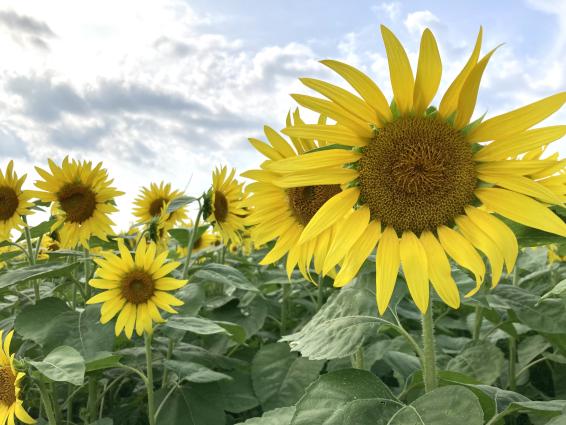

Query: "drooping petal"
(400, 231), (429, 313)
(375, 226), (401, 315)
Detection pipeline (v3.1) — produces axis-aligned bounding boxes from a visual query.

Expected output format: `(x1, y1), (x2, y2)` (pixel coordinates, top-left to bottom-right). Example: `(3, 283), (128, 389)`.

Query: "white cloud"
(374, 2), (401, 21)
(404, 10), (440, 35)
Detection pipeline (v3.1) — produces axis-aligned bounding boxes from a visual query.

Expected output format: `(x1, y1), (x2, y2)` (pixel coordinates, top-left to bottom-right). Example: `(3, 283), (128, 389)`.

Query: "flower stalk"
(145, 333), (156, 425)
(421, 305), (437, 393)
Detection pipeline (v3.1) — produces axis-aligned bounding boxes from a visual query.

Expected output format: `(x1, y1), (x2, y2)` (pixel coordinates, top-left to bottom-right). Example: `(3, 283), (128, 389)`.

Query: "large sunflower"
(133, 182), (187, 227)
(86, 239), (187, 339)
(206, 167), (248, 244)
(34, 158), (124, 248)
(243, 111), (349, 279)
(0, 330), (35, 424)
(0, 161), (34, 241)
(265, 26), (566, 314)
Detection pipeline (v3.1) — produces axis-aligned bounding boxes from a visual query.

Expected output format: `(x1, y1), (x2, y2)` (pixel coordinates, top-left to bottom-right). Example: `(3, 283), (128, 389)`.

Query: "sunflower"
(206, 167), (248, 244)
(34, 158), (123, 248)
(87, 239), (187, 338)
(265, 25), (566, 314)
(133, 182), (187, 227)
(176, 227), (221, 258)
(0, 330), (35, 424)
(243, 111), (347, 279)
(0, 161), (34, 241)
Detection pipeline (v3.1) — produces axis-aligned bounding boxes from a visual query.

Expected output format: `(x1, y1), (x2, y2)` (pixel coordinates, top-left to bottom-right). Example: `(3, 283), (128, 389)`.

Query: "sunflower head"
(206, 167), (248, 244)
(133, 182), (187, 228)
(0, 161), (34, 241)
(257, 25), (566, 313)
(87, 239), (187, 339)
(0, 330), (35, 424)
(34, 158), (123, 248)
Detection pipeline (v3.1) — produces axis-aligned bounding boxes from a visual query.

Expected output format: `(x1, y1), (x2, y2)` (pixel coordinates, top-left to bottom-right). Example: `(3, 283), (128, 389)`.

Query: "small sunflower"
(206, 167), (248, 244)
(34, 158), (123, 248)
(87, 239), (187, 338)
(243, 111), (347, 279)
(265, 25), (566, 314)
(177, 227), (221, 257)
(133, 182), (187, 227)
(0, 330), (35, 424)
(0, 161), (34, 241)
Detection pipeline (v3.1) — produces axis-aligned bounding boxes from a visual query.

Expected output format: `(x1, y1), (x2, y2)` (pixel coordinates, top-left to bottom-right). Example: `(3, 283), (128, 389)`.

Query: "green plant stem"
(421, 305), (437, 393)
(145, 333), (156, 425)
(181, 201), (203, 279)
(37, 380), (57, 425)
(23, 224), (40, 302)
(66, 384), (73, 424)
(87, 375), (98, 423)
(161, 338), (175, 387)
(281, 284), (290, 334)
(83, 248), (91, 299)
(316, 274), (324, 310)
(473, 305), (483, 341)
(351, 346), (364, 369)
(508, 337), (517, 391)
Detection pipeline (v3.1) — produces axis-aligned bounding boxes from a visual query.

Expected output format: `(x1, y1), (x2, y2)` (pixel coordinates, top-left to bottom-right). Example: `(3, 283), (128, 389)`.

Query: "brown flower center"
(121, 270), (155, 304)
(358, 116), (476, 233)
(0, 366), (16, 405)
(214, 191), (229, 223)
(0, 186), (19, 221)
(149, 198), (167, 217)
(58, 183), (97, 224)
(287, 185), (342, 226)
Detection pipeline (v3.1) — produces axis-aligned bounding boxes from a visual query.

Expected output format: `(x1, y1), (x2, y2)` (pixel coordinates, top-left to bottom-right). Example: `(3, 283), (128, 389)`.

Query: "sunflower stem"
(83, 248), (91, 299)
(473, 305), (483, 341)
(38, 380), (57, 425)
(281, 284), (290, 335)
(507, 265), (520, 393)
(181, 200), (202, 280)
(161, 338), (175, 388)
(23, 223), (40, 302)
(316, 274), (324, 310)
(87, 375), (98, 423)
(145, 333), (157, 425)
(421, 305), (437, 393)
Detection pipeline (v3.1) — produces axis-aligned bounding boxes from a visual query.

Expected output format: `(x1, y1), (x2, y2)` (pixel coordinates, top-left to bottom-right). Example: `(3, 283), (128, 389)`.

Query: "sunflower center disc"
(0, 366), (16, 405)
(214, 191), (229, 223)
(287, 185), (342, 226)
(148, 198), (167, 217)
(359, 116), (476, 233)
(0, 186), (18, 221)
(58, 183), (97, 224)
(121, 270), (155, 304)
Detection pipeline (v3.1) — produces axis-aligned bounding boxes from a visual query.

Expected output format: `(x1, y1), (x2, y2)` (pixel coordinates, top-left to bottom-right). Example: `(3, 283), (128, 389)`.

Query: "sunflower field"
(0, 25), (565, 425)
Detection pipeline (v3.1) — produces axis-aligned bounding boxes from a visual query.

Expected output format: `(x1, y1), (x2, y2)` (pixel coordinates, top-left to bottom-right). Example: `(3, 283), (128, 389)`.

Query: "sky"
(0, 0), (564, 229)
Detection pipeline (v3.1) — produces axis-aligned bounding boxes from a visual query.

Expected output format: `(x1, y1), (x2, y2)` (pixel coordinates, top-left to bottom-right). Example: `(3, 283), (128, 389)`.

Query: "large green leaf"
(446, 341), (504, 385)
(16, 218), (57, 242)
(237, 407), (295, 425)
(291, 369), (402, 425)
(163, 360), (232, 383)
(191, 263), (259, 292)
(252, 343), (324, 411)
(388, 386), (483, 425)
(156, 383), (225, 425)
(164, 316), (230, 335)
(29, 345), (86, 385)
(0, 262), (79, 288)
(220, 369), (260, 414)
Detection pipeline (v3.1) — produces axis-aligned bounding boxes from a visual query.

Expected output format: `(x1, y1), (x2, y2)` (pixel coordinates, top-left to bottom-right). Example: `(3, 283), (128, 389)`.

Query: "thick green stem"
(316, 274), (324, 310)
(181, 202), (202, 279)
(421, 306), (437, 393)
(281, 284), (290, 334)
(161, 338), (175, 388)
(66, 384), (73, 424)
(87, 375), (98, 423)
(351, 346), (364, 369)
(473, 305), (483, 341)
(38, 380), (57, 425)
(83, 248), (91, 299)
(508, 337), (517, 391)
(145, 333), (156, 425)
(23, 224), (40, 302)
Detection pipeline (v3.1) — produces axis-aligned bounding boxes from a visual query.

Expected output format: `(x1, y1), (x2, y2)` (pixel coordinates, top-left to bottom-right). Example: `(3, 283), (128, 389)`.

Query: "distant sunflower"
(243, 111), (349, 279)
(206, 167), (248, 244)
(177, 227), (221, 257)
(0, 161), (34, 241)
(87, 239), (187, 338)
(34, 158), (123, 248)
(0, 330), (35, 424)
(266, 25), (566, 313)
(133, 182), (187, 227)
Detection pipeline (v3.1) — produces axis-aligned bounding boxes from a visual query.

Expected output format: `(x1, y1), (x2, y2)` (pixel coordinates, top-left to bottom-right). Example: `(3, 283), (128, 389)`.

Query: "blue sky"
(0, 0), (564, 228)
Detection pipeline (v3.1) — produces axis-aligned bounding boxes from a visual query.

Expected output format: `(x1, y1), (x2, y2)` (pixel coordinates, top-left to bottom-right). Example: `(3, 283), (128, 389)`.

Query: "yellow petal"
(264, 149), (360, 173)
(475, 160), (557, 176)
(478, 173), (562, 204)
(465, 206), (518, 274)
(248, 138), (285, 161)
(475, 187), (566, 237)
(282, 124), (369, 147)
(86, 289), (122, 305)
(274, 168), (358, 188)
(439, 27), (483, 118)
(375, 226), (400, 315)
(474, 126), (566, 161)
(420, 231), (460, 309)
(320, 59), (392, 122)
(15, 403), (35, 424)
(400, 231), (429, 313)
(455, 215), (504, 288)
(468, 92), (566, 142)
(154, 277), (188, 291)
(264, 126), (296, 158)
(455, 47), (498, 128)
(381, 25), (414, 114)
(437, 225), (485, 295)
(299, 188), (359, 243)
(413, 28), (442, 114)
(334, 220), (381, 287)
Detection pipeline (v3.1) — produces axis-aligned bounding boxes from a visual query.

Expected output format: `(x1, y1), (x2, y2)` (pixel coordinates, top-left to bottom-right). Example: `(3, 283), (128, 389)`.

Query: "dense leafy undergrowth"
(1, 215), (565, 425)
